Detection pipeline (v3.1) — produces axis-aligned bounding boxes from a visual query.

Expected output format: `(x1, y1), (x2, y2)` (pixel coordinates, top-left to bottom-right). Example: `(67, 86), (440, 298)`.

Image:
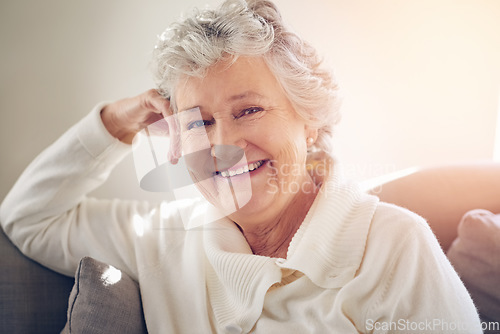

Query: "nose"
(211, 119), (246, 148)
(211, 145), (244, 172)
(210, 121), (246, 168)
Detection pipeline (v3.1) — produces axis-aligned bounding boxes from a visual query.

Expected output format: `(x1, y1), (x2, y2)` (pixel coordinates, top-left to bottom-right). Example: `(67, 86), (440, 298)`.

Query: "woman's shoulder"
(353, 200), (444, 285)
(361, 201), (440, 269)
(371, 201), (432, 239)
(350, 202), (482, 333)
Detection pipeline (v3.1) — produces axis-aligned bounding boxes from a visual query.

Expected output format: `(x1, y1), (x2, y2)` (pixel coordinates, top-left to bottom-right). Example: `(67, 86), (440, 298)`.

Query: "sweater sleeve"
(0, 103), (156, 278)
(360, 204), (483, 333)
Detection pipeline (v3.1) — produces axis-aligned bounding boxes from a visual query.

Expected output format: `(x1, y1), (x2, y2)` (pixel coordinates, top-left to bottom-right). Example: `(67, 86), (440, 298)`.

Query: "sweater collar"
(203, 217), (282, 333)
(201, 161), (379, 330)
(282, 171), (379, 288)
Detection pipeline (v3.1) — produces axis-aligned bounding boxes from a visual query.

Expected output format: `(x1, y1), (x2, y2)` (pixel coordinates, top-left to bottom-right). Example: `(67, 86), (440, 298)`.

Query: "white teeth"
(248, 160), (264, 171)
(218, 160), (265, 178)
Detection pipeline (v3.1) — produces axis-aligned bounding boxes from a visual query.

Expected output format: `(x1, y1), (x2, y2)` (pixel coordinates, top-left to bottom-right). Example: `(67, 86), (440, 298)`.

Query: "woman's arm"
(0, 90), (174, 277)
(368, 163), (500, 251)
(361, 209), (483, 333)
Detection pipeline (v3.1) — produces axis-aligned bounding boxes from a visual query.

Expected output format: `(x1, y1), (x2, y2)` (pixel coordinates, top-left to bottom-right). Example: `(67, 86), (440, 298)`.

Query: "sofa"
(1, 164), (499, 333)
(0, 226), (148, 334)
(0, 226), (74, 333)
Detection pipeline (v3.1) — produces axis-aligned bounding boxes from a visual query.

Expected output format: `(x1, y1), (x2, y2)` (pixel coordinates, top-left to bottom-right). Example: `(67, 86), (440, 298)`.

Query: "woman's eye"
(187, 120), (211, 130)
(239, 107), (264, 118)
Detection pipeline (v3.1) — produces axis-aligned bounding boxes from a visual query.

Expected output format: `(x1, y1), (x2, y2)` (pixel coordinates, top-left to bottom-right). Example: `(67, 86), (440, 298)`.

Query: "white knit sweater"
(0, 104), (482, 333)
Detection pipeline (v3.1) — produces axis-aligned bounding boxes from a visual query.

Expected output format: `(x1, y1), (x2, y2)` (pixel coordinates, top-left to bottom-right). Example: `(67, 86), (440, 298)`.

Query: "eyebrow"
(228, 90), (265, 101)
(179, 90), (266, 113)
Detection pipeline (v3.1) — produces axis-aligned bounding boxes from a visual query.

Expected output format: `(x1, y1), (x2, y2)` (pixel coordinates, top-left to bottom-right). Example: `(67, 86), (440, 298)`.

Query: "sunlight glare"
(101, 265), (122, 286)
(133, 214), (145, 237)
(493, 89), (500, 162)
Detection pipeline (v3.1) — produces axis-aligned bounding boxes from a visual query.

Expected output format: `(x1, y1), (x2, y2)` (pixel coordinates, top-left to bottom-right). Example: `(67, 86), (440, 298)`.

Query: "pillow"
(61, 257), (147, 334)
(447, 209), (500, 323)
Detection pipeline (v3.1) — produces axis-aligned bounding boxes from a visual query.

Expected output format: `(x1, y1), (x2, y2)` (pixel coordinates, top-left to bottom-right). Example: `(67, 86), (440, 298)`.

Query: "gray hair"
(152, 0), (341, 153)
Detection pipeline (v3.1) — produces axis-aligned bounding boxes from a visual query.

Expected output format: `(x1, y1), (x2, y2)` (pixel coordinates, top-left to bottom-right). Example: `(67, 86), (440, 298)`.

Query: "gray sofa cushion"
(447, 209), (500, 326)
(61, 257), (147, 334)
(0, 227), (74, 334)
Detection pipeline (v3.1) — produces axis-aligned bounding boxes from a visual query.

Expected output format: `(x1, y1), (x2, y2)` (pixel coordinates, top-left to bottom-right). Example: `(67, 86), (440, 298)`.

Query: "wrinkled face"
(175, 56), (315, 221)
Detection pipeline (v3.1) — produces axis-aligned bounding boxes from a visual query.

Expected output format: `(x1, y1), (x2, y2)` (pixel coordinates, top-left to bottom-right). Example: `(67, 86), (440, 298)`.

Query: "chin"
(229, 181), (280, 222)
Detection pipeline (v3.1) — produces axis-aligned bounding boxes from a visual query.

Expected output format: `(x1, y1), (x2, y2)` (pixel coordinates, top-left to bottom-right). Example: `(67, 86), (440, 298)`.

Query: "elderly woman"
(0, 0), (483, 333)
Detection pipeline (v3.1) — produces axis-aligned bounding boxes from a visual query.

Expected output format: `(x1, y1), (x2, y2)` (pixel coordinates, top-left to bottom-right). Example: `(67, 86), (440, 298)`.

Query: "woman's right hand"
(101, 89), (180, 163)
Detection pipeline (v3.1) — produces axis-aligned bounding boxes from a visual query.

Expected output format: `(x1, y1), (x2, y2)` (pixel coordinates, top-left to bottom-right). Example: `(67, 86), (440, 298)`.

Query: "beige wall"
(1, 0), (499, 202)
(277, 0), (500, 180)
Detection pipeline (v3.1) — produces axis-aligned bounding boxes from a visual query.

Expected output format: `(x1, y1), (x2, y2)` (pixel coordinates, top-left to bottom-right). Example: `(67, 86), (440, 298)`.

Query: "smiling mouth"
(216, 159), (267, 178)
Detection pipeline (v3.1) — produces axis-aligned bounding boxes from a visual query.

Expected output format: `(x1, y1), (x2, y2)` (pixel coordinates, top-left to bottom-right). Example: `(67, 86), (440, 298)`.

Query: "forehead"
(174, 56), (283, 111)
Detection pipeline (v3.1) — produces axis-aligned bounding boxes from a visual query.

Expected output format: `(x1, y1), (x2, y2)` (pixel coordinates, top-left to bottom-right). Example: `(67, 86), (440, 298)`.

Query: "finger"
(140, 89), (171, 116)
(166, 115), (182, 165)
(146, 116), (170, 137)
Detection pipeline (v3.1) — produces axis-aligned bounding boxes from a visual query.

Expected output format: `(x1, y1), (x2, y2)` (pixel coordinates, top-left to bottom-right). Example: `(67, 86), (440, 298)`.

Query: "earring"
(307, 137), (314, 146)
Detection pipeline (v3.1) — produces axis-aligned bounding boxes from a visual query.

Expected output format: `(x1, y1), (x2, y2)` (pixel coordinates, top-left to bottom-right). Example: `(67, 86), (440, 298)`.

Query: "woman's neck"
(235, 174), (319, 259)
